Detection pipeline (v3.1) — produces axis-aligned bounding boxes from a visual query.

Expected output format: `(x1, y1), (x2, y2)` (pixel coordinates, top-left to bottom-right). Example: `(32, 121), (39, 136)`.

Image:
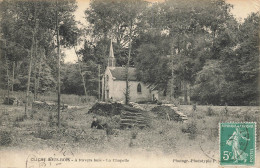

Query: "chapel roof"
(109, 67), (138, 81)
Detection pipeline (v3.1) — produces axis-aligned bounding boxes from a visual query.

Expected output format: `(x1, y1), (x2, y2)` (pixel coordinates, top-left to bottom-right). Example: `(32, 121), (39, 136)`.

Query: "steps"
(120, 110), (150, 129)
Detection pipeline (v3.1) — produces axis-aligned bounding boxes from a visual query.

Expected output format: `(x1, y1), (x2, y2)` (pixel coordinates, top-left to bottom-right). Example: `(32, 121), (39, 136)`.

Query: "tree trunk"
(36, 49), (43, 100)
(125, 20), (133, 105)
(56, 0), (61, 128)
(11, 61), (15, 93)
(33, 39), (38, 101)
(102, 76), (105, 101)
(4, 40), (10, 104)
(98, 64), (100, 101)
(170, 43), (174, 101)
(25, 33), (34, 116)
(183, 80), (190, 105)
(25, 1), (37, 116)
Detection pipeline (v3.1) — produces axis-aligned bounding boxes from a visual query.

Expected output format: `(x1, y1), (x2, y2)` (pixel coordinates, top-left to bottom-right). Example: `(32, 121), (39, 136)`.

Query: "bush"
(196, 113), (204, 119)
(206, 106), (215, 116)
(187, 122), (197, 134)
(38, 116), (43, 121)
(66, 129), (87, 142)
(48, 115), (56, 127)
(13, 121), (20, 128)
(61, 121), (69, 128)
(15, 115), (27, 122)
(131, 130), (138, 139)
(0, 131), (12, 146)
(224, 106), (228, 115)
(244, 112), (254, 121)
(105, 127), (114, 136)
(181, 121), (197, 139)
(34, 127), (53, 140)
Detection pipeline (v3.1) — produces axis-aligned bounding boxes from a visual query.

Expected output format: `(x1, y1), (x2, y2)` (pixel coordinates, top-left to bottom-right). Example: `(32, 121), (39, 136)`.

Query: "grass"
(37, 92), (96, 105)
(0, 89), (96, 106)
(0, 98), (259, 156)
(0, 130), (12, 146)
(206, 106), (215, 116)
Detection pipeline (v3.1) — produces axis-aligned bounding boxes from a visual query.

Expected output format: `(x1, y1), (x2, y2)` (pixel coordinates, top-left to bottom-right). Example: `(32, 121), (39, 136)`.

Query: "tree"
(0, 0), (79, 123)
(192, 60), (227, 105)
(78, 39), (107, 97)
(134, 0), (237, 104)
(85, 0), (147, 104)
(135, 33), (171, 90)
(236, 13), (259, 105)
(61, 63), (84, 95)
(219, 13), (259, 105)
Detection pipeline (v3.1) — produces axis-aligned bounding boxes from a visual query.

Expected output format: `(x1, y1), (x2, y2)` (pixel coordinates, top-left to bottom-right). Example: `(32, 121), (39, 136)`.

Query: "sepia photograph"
(0, 0), (259, 167)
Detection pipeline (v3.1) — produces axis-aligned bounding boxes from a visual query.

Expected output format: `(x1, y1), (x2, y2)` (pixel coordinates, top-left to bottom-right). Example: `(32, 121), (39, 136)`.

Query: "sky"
(64, 0), (260, 63)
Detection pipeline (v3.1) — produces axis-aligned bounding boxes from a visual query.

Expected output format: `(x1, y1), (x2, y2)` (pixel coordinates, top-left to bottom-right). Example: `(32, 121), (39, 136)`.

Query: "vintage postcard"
(0, 0), (259, 167)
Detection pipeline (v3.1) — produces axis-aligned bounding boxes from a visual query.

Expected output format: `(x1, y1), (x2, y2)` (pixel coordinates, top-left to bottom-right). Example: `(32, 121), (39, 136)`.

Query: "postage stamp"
(219, 122), (256, 166)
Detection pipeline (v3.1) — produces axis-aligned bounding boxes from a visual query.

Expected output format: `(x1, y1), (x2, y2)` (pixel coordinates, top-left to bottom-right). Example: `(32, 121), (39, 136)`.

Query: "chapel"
(101, 41), (158, 103)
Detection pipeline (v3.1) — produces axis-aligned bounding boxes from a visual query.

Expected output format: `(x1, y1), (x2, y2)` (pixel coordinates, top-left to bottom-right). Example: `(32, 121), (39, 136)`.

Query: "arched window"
(137, 83), (142, 93)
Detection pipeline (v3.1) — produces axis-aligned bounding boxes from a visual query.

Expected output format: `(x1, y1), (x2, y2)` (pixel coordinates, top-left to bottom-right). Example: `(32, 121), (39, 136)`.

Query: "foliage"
(192, 60), (226, 105)
(133, 0), (258, 105)
(34, 126), (54, 140)
(0, 0), (79, 95)
(135, 34), (171, 89)
(181, 121), (198, 139)
(206, 106), (216, 116)
(0, 131), (12, 146)
(0, 0), (258, 105)
(61, 63), (85, 95)
(15, 115), (27, 122)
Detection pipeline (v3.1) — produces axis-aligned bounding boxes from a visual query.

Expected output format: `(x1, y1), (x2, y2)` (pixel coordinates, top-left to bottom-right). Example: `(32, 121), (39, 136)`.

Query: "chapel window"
(137, 83), (142, 93)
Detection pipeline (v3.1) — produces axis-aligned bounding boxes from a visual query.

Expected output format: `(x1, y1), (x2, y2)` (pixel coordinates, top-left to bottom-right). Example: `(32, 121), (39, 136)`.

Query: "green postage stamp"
(220, 122), (256, 166)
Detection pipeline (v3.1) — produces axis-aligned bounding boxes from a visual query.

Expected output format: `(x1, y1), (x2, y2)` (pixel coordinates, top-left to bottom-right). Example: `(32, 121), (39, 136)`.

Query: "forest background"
(0, 0), (259, 106)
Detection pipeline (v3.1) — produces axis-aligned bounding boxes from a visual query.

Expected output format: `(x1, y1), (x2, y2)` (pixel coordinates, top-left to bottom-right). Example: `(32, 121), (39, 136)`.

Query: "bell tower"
(108, 39), (116, 68)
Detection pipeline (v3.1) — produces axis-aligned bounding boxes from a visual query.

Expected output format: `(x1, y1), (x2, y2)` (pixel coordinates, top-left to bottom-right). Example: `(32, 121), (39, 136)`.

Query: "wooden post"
(56, 0), (61, 128)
